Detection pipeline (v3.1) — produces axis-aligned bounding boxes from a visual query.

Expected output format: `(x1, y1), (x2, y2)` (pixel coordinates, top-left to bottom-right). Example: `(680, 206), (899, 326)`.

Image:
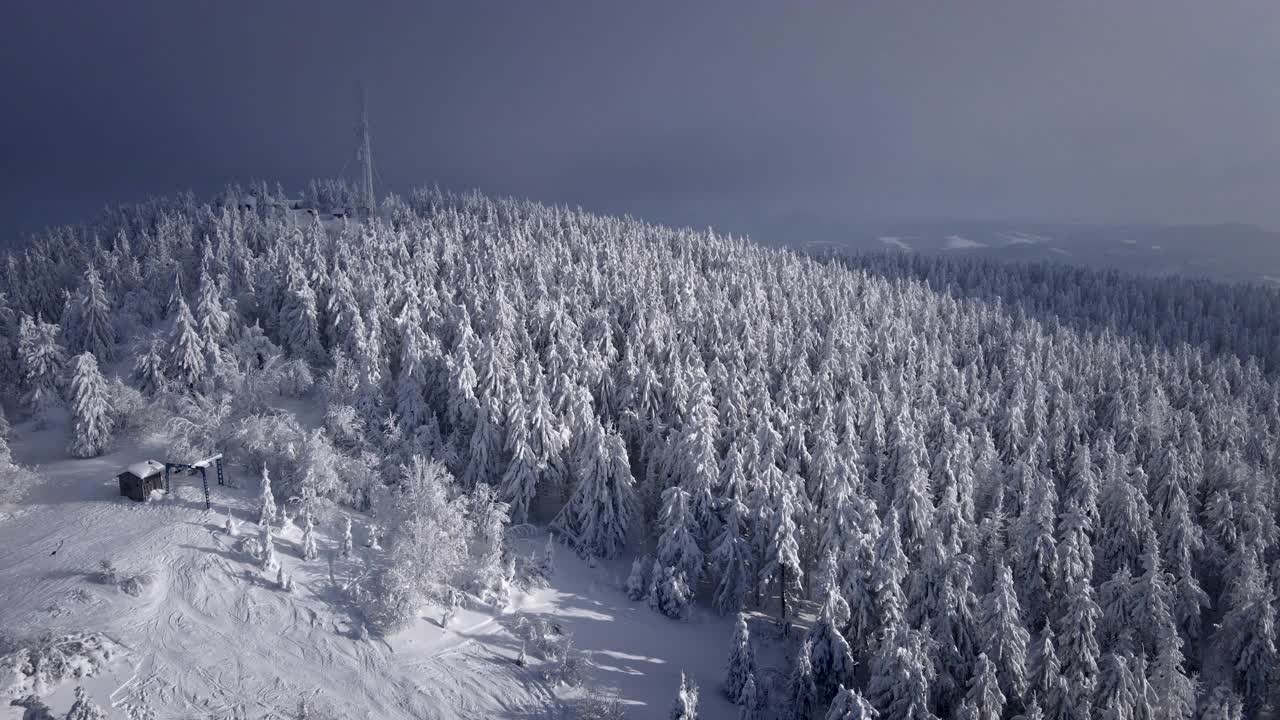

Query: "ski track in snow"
(0, 431), (746, 719)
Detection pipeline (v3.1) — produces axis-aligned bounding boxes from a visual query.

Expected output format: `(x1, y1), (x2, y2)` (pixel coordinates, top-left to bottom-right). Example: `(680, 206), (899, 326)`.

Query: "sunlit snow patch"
(943, 235), (986, 250)
(1002, 232), (1050, 245)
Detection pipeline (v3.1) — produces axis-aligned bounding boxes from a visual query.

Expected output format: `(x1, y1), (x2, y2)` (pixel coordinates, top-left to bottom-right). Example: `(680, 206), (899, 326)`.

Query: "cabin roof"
(124, 460), (165, 479)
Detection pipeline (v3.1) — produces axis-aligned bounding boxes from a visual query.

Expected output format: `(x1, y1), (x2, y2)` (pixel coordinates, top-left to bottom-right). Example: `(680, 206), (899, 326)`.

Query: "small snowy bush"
(105, 377), (147, 437)
(239, 535), (263, 559)
(0, 632), (121, 698)
(573, 687), (628, 719)
(64, 685), (108, 720)
(94, 560), (117, 585)
(95, 560), (153, 596)
(278, 358), (314, 397)
(9, 695), (56, 720)
(324, 403), (365, 451)
(0, 450), (35, 506)
(118, 570), (155, 597)
(544, 638), (586, 688)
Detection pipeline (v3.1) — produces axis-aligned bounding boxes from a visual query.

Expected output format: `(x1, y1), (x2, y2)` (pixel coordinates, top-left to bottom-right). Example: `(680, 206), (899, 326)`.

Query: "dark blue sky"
(4, 1), (1280, 242)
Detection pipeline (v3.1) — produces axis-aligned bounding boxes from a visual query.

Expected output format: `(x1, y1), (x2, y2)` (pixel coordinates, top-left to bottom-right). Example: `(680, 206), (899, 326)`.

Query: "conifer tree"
(808, 588), (854, 703)
(167, 298), (205, 390)
(966, 653), (1005, 720)
(648, 560), (692, 620)
(870, 511), (909, 640)
(1058, 578), (1101, 720)
(552, 424), (635, 558)
(670, 672), (699, 720)
(891, 430), (933, 557)
(301, 511), (318, 561)
(710, 495), (752, 614)
(133, 337), (167, 395)
(1160, 485), (1209, 642)
(658, 486), (705, 589)
(66, 352), (113, 458)
(76, 266), (114, 361)
(395, 320), (432, 429)
(499, 399), (541, 523)
(1150, 624), (1195, 720)
(825, 685), (878, 720)
(783, 639), (819, 720)
(759, 487), (802, 623)
(462, 402), (502, 489)
(625, 554), (651, 600)
(18, 314), (66, 424)
(282, 266), (325, 363)
(260, 522), (277, 571)
(1197, 684), (1244, 720)
(842, 526), (880, 662)
(64, 686), (108, 720)
(1029, 628), (1067, 720)
(1094, 653), (1137, 720)
(1220, 545), (1277, 710)
(867, 629), (937, 720)
(725, 613), (756, 701)
(258, 465), (278, 526)
(1018, 467), (1059, 628)
(339, 516), (354, 558)
(196, 268), (231, 347)
(738, 674), (763, 720)
(980, 562), (1029, 703)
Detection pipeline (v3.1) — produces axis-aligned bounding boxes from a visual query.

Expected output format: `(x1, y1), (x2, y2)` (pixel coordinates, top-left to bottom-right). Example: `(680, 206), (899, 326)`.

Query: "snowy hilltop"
(0, 183), (1277, 719)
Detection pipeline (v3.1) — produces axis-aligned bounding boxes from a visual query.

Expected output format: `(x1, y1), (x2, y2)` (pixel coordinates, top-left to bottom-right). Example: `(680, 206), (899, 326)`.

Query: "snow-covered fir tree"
(625, 554), (651, 601)
(738, 674), (763, 720)
(258, 465), (277, 527)
(807, 588), (854, 703)
(18, 314), (66, 425)
(166, 298), (205, 390)
(759, 486), (802, 623)
(782, 639), (819, 720)
(132, 336), (166, 396)
(73, 266), (115, 361)
(966, 653), (1004, 720)
(260, 522), (277, 571)
(657, 486), (705, 589)
(980, 562), (1029, 704)
(648, 560), (692, 620)
(826, 685), (878, 720)
(709, 495), (753, 614)
(301, 510), (319, 560)
(64, 686), (108, 720)
(552, 423), (635, 558)
(66, 352), (113, 458)
(339, 516), (354, 558)
(670, 672), (699, 720)
(724, 613), (755, 701)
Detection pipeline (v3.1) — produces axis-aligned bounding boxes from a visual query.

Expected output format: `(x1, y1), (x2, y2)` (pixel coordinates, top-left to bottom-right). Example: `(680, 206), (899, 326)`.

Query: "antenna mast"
(354, 80), (375, 217)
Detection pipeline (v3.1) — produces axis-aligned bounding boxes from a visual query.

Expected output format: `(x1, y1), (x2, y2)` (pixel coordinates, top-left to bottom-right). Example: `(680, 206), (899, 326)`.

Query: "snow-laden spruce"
(66, 351), (113, 458)
(724, 613), (755, 701)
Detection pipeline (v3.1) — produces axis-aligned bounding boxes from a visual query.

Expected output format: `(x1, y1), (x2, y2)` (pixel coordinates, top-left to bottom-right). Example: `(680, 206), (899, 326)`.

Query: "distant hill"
(752, 216), (1280, 286)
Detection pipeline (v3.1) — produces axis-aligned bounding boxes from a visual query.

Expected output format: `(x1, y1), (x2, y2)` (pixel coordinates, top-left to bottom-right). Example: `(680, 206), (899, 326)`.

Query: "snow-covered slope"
(0, 425), (760, 719)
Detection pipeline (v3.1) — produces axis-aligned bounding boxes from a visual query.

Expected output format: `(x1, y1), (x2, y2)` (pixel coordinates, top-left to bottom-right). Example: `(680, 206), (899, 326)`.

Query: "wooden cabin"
(117, 460), (166, 502)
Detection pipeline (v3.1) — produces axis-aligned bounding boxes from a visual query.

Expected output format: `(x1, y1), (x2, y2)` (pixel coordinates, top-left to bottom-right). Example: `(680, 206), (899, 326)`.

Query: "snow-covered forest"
(1, 183), (1277, 719)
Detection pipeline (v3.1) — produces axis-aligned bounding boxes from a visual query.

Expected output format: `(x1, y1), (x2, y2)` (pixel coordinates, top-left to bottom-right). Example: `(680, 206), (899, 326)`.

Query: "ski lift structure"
(117, 453), (225, 510)
(164, 454), (226, 510)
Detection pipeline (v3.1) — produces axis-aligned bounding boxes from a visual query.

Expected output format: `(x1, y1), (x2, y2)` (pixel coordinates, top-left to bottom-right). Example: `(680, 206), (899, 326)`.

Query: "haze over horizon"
(4, 1), (1280, 240)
